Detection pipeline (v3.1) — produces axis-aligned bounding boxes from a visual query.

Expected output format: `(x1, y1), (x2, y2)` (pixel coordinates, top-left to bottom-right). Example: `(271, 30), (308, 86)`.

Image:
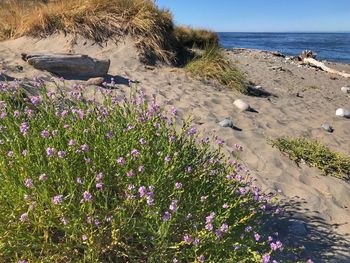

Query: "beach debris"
(288, 219), (307, 236)
(233, 99), (250, 111)
(335, 108), (350, 118)
(21, 53), (110, 78)
(340, 86), (350, 94)
(298, 50), (317, 61)
(86, 77), (105, 86)
(321, 123), (334, 133)
(302, 57), (350, 78)
(219, 118), (234, 128)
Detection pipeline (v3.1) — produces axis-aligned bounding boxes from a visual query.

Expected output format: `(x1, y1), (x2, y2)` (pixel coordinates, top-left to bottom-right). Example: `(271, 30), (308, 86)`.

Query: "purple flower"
(127, 184), (135, 191)
(96, 183), (104, 190)
(183, 234), (192, 243)
(254, 233), (261, 241)
(245, 226), (253, 232)
(162, 211), (171, 222)
(234, 143), (243, 151)
(117, 157), (125, 165)
(138, 186), (147, 197)
(53, 195), (63, 205)
(22, 150), (27, 156)
(76, 177), (83, 184)
(25, 178), (33, 188)
(307, 260), (314, 263)
(20, 122), (29, 135)
(58, 151), (65, 158)
(139, 138), (147, 145)
(215, 229), (222, 238)
(126, 170), (134, 177)
(20, 213), (28, 222)
(171, 107), (177, 116)
(205, 223), (213, 231)
(193, 238), (200, 246)
(198, 255), (205, 263)
(222, 203), (229, 209)
(96, 172), (103, 181)
(39, 174), (47, 181)
(220, 223), (229, 233)
(206, 212), (215, 223)
(81, 144), (88, 152)
(41, 130), (50, 138)
(187, 127), (197, 136)
(82, 191), (92, 202)
(7, 151), (14, 157)
(262, 254), (270, 263)
(131, 149), (140, 158)
(60, 217), (69, 225)
(82, 234), (87, 241)
(68, 139), (76, 146)
(138, 166), (145, 173)
(46, 147), (55, 157)
(164, 155), (171, 162)
(175, 182), (182, 189)
(106, 131), (113, 138)
(18, 260), (28, 263)
(169, 200), (178, 212)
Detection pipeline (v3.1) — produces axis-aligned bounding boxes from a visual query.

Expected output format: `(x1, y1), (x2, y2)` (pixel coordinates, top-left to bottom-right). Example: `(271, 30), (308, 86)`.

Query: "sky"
(156, 0), (350, 32)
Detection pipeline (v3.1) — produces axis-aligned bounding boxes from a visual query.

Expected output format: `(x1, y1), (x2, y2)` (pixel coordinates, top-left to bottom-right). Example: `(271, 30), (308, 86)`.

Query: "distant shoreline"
(218, 32), (350, 64)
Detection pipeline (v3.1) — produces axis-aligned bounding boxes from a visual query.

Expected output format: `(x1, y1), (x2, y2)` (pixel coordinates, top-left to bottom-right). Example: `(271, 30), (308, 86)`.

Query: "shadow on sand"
(266, 197), (350, 263)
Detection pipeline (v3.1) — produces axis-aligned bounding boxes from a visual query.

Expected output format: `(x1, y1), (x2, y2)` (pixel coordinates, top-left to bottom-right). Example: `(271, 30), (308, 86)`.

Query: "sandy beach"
(1, 35), (350, 262)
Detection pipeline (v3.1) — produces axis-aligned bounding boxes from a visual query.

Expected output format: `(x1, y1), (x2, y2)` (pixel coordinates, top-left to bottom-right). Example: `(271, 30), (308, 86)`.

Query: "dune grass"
(270, 137), (350, 181)
(185, 46), (248, 93)
(174, 26), (219, 49)
(0, 0), (179, 64)
(0, 78), (283, 262)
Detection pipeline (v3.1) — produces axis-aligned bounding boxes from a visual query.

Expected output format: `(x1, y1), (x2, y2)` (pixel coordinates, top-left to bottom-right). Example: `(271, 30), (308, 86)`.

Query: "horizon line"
(216, 31), (350, 33)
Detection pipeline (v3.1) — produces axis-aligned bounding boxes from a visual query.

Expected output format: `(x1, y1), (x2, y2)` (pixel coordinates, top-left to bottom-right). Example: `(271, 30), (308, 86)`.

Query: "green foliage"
(270, 137), (350, 181)
(185, 46), (248, 93)
(0, 79), (278, 262)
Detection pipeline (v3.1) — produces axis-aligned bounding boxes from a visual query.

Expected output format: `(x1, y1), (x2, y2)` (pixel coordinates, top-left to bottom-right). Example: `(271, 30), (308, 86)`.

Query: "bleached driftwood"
(21, 53), (110, 77)
(303, 58), (350, 78)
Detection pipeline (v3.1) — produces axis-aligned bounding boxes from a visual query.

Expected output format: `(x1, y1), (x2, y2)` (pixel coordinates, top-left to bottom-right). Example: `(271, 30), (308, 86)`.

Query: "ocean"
(218, 32), (350, 64)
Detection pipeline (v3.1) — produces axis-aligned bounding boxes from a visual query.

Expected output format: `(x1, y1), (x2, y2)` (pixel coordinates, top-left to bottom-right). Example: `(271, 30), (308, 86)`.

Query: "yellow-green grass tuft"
(174, 26), (219, 49)
(0, 0), (180, 64)
(185, 46), (247, 93)
(270, 137), (350, 181)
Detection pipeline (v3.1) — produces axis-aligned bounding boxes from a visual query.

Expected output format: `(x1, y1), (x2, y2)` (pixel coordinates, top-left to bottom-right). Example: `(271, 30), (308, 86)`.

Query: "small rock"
(321, 123), (333, 133)
(86, 77), (104, 86)
(233, 99), (250, 111)
(288, 219), (307, 236)
(336, 108), (350, 118)
(219, 119), (233, 128)
(254, 85), (262, 89)
(340, 86), (350, 94)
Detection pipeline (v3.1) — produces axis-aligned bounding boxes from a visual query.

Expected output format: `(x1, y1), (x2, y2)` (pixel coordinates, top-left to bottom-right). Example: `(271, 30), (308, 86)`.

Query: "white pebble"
(336, 108), (350, 118)
(233, 99), (250, 111)
(340, 86), (350, 94)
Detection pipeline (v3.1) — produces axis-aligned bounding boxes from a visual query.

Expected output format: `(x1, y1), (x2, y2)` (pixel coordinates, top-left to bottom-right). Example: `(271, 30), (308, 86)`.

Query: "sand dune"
(1, 35), (349, 261)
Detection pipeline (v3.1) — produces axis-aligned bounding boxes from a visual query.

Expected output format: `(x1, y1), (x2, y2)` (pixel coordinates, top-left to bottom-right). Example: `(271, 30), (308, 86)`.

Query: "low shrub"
(174, 26), (219, 49)
(0, 78), (281, 262)
(270, 137), (350, 181)
(185, 46), (248, 93)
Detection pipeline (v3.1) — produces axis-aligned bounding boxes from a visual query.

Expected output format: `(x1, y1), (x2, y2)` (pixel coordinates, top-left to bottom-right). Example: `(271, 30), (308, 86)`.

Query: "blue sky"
(156, 0), (350, 32)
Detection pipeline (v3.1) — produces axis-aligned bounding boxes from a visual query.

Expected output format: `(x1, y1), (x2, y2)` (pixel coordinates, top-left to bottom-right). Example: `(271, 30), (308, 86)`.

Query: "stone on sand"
(321, 123), (333, 133)
(288, 219), (307, 236)
(219, 118), (234, 128)
(341, 86), (350, 94)
(336, 108), (350, 118)
(233, 99), (250, 111)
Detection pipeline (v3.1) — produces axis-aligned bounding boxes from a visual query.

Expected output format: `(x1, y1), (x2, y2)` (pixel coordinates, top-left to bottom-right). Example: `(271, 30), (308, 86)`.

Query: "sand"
(0, 35), (349, 262)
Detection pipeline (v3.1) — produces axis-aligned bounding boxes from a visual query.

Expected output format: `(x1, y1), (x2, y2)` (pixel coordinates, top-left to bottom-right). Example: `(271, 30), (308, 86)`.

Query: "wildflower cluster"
(0, 78), (282, 262)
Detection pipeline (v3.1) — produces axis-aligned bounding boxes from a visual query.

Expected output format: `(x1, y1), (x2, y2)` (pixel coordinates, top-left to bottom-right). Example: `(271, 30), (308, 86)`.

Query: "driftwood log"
(21, 53), (110, 77)
(303, 58), (350, 78)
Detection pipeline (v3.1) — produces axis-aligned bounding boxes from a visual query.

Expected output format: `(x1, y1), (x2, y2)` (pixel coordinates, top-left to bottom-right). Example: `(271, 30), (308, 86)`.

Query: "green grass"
(174, 26), (219, 49)
(270, 137), (350, 181)
(0, 78), (281, 262)
(185, 46), (248, 93)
